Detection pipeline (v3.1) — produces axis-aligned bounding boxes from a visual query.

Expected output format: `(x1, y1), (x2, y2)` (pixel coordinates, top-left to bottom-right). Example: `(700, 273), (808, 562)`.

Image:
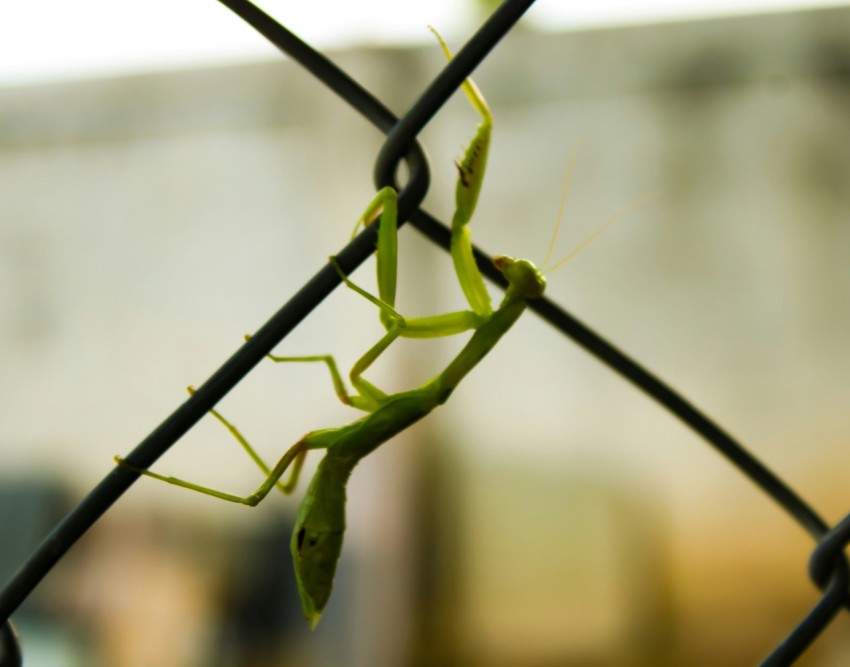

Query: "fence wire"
(1, 0), (848, 665)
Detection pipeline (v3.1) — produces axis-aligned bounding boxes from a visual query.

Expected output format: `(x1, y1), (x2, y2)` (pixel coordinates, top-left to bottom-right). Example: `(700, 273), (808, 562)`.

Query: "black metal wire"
(0, 622), (20, 667)
(811, 511), (850, 589)
(762, 558), (849, 666)
(1, 1), (847, 665)
(373, 0), (535, 191)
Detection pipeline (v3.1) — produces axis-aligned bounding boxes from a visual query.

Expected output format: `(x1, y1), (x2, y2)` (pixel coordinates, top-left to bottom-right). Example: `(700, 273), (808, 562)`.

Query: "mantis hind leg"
(113, 397), (345, 505)
(114, 438), (307, 506)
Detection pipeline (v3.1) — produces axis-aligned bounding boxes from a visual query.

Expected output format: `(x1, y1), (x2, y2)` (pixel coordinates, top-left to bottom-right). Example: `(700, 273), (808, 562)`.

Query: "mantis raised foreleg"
(116, 32), (548, 628)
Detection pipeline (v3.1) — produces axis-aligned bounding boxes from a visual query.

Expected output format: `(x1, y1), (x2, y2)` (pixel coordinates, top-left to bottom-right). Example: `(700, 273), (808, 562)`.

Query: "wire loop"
(0, 621), (21, 667)
(809, 512), (850, 592)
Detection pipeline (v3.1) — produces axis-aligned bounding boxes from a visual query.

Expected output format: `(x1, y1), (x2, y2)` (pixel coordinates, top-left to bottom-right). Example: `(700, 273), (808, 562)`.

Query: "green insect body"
(288, 391), (436, 627)
(116, 32), (550, 627)
(286, 276), (542, 626)
(290, 449), (349, 628)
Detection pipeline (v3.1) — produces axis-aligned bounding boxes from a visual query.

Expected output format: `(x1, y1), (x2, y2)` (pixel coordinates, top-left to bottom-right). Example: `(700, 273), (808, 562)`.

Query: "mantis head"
(493, 256), (546, 300)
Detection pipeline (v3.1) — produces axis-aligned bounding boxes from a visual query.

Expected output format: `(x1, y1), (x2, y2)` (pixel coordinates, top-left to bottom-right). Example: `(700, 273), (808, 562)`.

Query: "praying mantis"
(116, 33), (596, 627)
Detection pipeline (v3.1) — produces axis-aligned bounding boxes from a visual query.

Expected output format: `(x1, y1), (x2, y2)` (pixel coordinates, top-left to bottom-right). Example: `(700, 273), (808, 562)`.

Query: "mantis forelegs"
(431, 27), (494, 319)
(349, 186), (399, 331)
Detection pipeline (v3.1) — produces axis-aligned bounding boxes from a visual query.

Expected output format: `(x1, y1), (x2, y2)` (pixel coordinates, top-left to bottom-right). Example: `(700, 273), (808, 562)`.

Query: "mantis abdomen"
(291, 387), (441, 625)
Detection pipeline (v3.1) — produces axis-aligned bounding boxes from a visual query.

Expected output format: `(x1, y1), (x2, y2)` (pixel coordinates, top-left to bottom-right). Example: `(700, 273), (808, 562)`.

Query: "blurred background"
(2, 1), (850, 665)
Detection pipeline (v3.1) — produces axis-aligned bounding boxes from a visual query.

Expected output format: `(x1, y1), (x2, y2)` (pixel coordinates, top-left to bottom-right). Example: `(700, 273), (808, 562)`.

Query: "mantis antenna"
(542, 142), (581, 269)
(542, 189), (659, 274)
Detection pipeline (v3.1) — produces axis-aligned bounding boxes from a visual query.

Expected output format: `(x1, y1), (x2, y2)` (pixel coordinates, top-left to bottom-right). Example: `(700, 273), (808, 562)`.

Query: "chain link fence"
(1, 0), (848, 664)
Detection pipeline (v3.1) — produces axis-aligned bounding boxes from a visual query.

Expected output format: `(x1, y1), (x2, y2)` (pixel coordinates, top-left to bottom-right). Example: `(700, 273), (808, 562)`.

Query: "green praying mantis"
(116, 32), (618, 628)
